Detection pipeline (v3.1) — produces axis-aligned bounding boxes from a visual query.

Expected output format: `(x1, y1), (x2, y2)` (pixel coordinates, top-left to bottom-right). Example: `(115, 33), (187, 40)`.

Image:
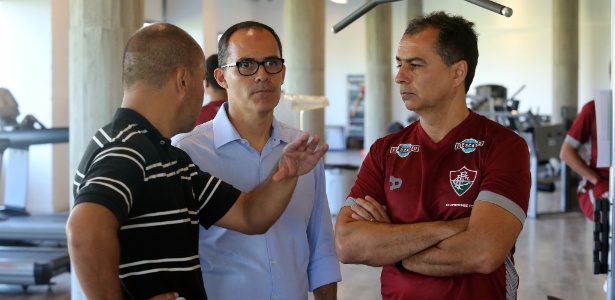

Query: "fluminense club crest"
(449, 166), (477, 196)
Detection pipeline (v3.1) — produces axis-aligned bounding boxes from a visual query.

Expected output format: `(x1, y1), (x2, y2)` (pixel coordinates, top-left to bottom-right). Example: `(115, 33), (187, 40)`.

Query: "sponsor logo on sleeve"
(389, 176), (402, 190)
(454, 138), (484, 153)
(390, 144), (419, 157)
(449, 166), (477, 196)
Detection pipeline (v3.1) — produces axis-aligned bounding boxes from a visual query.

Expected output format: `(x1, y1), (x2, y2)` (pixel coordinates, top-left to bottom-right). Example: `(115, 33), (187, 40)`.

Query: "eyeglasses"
(221, 58), (285, 76)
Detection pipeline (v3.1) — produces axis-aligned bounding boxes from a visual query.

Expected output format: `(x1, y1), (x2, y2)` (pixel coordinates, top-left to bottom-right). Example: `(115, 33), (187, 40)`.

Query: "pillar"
(406, 0), (422, 21)
(202, 0), (218, 57)
(552, 0), (578, 124)
(364, 1), (392, 150)
(69, 1), (143, 298)
(283, 0), (326, 142)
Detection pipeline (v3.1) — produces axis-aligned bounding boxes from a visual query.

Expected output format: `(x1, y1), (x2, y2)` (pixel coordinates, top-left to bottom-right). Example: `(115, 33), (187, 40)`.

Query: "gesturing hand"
(272, 132), (329, 182)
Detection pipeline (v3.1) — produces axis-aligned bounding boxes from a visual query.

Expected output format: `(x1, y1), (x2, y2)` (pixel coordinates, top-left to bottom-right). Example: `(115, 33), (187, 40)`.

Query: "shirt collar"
(212, 102), (293, 149)
(113, 108), (172, 147)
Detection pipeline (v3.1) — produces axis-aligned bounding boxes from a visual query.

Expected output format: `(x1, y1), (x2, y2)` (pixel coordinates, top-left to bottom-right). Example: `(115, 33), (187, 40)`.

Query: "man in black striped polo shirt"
(66, 23), (328, 300)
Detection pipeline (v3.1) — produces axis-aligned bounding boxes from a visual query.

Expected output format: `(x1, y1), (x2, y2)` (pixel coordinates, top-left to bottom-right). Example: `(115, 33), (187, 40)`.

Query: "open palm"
(272, 132), (329, 182)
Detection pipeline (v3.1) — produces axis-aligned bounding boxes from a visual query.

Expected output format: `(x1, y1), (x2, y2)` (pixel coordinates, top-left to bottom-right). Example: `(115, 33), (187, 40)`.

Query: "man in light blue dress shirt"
(172, 21), (341, 300)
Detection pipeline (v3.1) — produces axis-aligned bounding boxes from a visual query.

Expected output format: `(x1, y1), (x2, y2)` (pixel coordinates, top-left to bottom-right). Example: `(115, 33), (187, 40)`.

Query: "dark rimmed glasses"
(221, 58), (285, 76)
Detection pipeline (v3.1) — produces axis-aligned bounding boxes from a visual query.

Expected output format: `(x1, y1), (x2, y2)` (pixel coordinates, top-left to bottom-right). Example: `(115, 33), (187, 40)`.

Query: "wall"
(579, 0), (611, 109)
(0, 0), (69, 213)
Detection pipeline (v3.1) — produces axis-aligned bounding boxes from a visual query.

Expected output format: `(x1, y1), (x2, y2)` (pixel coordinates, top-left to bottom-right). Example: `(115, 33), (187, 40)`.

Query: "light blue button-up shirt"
(172, 103), (341, 300)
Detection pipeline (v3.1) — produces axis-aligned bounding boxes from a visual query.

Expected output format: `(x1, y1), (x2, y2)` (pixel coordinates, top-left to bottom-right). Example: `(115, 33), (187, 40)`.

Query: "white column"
(406, 0), (422, 21)
(552, 0), (579, 124)
(69, 1), (143, 298)
(364, 1), (392, 150)
(51, 0), (70, 212)
(202, 0), (218, 57)
(283, 0), (326, 141)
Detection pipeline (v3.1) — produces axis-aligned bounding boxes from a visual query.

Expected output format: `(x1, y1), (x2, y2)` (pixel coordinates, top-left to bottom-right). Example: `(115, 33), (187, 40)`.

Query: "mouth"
(400, 91), (414, 99)
(253, 88), (274, 95)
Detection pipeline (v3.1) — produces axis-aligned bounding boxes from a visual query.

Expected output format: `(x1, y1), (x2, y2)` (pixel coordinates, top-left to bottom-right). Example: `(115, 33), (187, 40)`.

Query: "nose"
(394, 66), (408, 85)
(254, 64), (270, 82)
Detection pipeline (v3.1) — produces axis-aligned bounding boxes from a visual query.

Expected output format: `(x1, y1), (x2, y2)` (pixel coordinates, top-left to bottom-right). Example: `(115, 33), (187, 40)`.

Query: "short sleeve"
(193, 169), (242, 229)
(478, 133), (531, 224)
(73, 146), (146, 225)
(348, 139), (387, 206)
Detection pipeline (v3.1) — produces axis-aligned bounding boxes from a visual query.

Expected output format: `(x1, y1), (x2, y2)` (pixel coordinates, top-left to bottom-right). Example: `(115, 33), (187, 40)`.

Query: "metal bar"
(464, 0), (513, 17)
(331, 0), (402, 33)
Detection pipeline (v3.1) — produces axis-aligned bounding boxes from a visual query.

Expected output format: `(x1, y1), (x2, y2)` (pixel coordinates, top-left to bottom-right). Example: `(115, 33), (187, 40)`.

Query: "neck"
(418, 94), (470, 143)
(122, 84), (178, 139)
(227, 105), (273, 153)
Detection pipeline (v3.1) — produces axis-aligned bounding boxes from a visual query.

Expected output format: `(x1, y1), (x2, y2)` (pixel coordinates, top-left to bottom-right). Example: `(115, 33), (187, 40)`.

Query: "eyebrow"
(237, 56), (282, 61)
(395, 56), (427, 64)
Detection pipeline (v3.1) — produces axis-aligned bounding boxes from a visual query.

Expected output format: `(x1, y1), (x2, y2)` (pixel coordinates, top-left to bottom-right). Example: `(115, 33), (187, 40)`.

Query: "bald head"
(123, 23), (205, 89)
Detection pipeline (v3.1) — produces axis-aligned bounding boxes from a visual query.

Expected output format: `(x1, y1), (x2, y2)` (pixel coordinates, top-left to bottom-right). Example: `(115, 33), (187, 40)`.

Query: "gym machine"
(0, 88), (70, 291)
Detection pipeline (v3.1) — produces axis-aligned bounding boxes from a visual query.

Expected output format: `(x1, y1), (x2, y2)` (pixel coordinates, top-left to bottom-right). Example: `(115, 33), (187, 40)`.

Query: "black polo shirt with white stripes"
(73, 108), (241, 299)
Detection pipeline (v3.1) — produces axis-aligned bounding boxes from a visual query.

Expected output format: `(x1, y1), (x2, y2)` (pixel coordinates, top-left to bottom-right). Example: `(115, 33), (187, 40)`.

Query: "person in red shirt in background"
(560, 100), (610, 220)
(196, 54), (228, 126)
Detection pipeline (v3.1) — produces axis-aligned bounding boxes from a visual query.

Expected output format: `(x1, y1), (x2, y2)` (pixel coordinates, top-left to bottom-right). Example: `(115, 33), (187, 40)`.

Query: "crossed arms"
(334, 195), (523, 277)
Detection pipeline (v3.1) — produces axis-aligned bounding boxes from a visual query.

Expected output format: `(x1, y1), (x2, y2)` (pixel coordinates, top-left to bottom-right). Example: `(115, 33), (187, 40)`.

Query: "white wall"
(579, 0), (611, 109)
(423, 0), (553, 115)
(0, 0), (69, 213)
(144, 0), (164, 22)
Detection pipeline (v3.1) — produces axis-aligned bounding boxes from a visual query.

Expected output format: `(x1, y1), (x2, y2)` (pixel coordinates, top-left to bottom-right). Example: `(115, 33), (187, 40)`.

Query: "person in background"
(350, 83), (364, 117)
(196, 54), (228, 125)
(560, 99), (610, 220)
(66, 23), (327, 300)
(335, 11), (530, 299)
(173, 21), (340, 300)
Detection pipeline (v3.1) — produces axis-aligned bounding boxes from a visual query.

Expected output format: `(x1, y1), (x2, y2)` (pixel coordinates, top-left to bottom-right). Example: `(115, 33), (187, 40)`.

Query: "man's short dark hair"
(123, 23), (204, 88)
(206, 54), (223, 90)
(404, 11), (479, 94)
(218, 21), (283, 66)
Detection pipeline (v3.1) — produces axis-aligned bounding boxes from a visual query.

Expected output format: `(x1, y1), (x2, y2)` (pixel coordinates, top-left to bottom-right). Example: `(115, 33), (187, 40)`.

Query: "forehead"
(397, 27), (439, 60)
(227, 28), (281, 60)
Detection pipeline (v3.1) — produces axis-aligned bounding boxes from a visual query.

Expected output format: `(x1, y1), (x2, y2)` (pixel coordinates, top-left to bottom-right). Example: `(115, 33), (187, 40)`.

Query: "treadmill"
(0, 88), (70, 291)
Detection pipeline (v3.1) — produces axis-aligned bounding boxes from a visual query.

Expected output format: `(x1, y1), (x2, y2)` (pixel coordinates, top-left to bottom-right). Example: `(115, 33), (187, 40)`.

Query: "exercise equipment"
(0, 88), (70, 290)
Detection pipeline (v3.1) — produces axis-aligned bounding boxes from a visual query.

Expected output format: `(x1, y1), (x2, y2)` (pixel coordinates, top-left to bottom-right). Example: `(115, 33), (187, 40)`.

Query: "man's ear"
(214, 68), (227, 89)
(175, 66), (189, 95)
(451, 60), (467, 89)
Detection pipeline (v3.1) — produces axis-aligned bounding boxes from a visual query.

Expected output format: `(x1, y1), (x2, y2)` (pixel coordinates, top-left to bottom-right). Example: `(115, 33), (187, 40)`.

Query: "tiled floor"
(0, 151), (609, 299)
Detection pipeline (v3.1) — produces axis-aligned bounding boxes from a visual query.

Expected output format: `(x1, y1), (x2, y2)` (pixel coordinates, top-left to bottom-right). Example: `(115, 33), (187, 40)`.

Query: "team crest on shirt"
(454, 138), (484, 153)
(449, 167), (477, 196)
(390, 144), (419, 157)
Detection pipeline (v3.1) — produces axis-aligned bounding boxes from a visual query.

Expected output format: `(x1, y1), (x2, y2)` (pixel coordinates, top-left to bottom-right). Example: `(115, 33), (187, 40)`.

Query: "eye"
(237, 60), (254, 69)
(264, 59), (280, 67)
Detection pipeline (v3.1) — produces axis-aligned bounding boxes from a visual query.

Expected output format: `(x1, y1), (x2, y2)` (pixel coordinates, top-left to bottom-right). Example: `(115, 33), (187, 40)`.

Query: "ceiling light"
(330, 0), (348, 4)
